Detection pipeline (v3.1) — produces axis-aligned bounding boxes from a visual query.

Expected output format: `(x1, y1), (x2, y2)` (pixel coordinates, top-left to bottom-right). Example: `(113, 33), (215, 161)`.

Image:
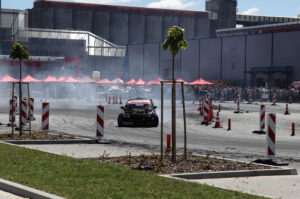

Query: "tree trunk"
(171, 54), (176, 162)
(19, 60), (22, 136)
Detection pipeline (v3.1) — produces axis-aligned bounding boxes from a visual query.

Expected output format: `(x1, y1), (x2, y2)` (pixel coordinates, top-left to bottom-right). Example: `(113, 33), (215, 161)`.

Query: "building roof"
(217, 21), (300, 37)
(33, 0), (209, 18)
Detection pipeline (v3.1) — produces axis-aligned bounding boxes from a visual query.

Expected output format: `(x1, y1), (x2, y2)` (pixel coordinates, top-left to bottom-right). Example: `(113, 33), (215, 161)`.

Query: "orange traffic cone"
(214, 111), (221, 128)
(284, 104), (290, 115)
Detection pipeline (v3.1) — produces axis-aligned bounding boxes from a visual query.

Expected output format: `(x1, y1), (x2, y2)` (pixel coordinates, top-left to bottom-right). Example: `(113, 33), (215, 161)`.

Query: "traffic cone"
(214, 111), (221, 128)
(284, 104), (290, 115)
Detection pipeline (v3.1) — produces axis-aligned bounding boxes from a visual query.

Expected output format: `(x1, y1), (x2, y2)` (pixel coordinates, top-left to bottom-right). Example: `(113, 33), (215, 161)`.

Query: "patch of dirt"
(92, 151), (271, 174)
(0, 131), (76, 140)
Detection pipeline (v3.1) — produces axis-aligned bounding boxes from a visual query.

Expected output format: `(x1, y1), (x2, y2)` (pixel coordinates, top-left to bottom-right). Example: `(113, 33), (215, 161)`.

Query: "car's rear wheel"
(118, 114), (124, 127)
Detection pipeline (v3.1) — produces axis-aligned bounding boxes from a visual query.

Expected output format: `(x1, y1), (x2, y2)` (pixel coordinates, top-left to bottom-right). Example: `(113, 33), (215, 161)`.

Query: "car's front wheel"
(118, 114), (124, 127)
(151, 115), (159, 127)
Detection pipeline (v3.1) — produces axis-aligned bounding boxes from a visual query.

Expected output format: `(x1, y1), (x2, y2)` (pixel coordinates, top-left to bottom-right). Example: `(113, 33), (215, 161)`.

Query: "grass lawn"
(0, 143), (268, 199)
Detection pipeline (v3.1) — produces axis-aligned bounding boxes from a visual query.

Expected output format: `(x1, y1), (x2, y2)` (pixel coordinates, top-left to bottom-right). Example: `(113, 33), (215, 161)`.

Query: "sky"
(2, 0), (300, 18)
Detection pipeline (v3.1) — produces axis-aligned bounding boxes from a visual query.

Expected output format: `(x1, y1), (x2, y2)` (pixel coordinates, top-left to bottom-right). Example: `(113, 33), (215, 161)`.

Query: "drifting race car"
(118, 98), (159, 127)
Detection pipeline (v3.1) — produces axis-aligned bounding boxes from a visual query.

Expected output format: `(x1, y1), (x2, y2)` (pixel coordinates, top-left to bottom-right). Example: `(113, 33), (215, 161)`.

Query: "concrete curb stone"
(0, 178), (65, 199)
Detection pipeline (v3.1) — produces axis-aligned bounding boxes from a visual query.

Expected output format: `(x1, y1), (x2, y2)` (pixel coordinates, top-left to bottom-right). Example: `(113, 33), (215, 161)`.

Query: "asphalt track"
(1, 99), (300, 171)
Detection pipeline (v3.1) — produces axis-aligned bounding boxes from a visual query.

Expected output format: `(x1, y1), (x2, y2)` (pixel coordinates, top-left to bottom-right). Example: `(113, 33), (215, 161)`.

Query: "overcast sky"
(3, 0), (300, 18)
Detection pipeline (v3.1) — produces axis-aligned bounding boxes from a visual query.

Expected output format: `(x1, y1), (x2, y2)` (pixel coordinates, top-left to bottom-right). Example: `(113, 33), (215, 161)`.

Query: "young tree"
(162, 26), (187, 162)
(10, 42), (30, 136)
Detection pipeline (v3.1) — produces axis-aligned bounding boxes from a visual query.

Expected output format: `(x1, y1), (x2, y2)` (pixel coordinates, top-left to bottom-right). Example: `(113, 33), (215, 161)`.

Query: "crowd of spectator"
(209, 86), (300, 103)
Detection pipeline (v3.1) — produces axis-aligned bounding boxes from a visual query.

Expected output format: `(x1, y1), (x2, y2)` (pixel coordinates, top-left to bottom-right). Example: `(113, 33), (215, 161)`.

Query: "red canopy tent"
(111, 77), (124, 84)
(57, 76), (66, 82)
(146, 77), (162, 85)
(122, 78), (136, 85)
(0, 74), (19, 82)
(79, 76), (95, 83)
(63, 76), (82, 83)
(96, 78), (112, 85)
(188, 78), (214, 86)
(135, 78), (146, 85)
(42, 75), (58, 82)
(21, 74), (41, 82)
(166, 77), (189, 85)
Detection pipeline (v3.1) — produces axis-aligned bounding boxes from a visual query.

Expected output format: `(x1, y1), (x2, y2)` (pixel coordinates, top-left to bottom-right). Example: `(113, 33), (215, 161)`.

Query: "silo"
(110, 12), (128, 45)
(93, 11), (110, 40)
(54, 8), (72, 30)
(128, 14), (145, 44)
(72, 10), (92, 31)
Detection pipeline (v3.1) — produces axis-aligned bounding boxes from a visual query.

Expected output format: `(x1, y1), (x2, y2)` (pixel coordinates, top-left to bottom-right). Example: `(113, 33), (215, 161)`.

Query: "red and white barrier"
(96, 105), (104, 139)
(260, 104), (265, 132)
(28, 98), (35, 121)
(41, 103), (50, 130)
(9, 99), (16, 123)
(267, 113), (276, 159)
(21, 100), (27, 127)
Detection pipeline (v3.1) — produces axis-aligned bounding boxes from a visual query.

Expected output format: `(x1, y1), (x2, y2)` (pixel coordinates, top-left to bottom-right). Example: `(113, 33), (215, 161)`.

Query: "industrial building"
(0, 0), (300, 87)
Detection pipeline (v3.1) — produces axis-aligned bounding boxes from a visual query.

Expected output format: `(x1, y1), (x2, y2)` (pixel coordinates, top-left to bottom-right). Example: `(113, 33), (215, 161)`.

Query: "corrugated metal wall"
(128, 30), (300, 85)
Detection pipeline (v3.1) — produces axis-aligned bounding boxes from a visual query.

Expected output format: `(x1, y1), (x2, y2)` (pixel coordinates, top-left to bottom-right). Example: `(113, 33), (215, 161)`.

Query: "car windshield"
(125, 100), (152, 109)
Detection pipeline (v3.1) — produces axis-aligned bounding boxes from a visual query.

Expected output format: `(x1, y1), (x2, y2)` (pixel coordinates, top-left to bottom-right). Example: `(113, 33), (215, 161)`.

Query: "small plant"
(58, 133), (64, 138)
(67, 135), (76, 139)
(205, 151), (211, 159)
(99, 150), (111, 160)
(125, 151), (132, 166)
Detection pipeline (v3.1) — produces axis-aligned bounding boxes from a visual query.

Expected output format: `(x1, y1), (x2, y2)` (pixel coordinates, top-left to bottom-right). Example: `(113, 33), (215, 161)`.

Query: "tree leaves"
(10, 42), (30, 61)
(162, 26), (187, 57)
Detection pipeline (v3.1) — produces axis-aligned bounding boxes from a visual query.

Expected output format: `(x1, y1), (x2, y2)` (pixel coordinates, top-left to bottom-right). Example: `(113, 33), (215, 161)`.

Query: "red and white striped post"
(166, 133), (171, 151)
(260, 104), (265, 132)
(9, 99), (15, 124)
(272, 93), (277, 105)
(96, 105), (104, 139)
(218, 104), (221, 112)
(13, 96), (18, 114)
(237, 98), (240, 113)
(41, 103), (50, 130)
(119, 96), (122, 104)
(29, 98), (35, 121)
(267, 113), (276, 160)
(21, 100), (28, 127)
(108, 96), (111, 104)
(248, 92), (253, 104)
(291, 123), (295, 136)
(203, 97), (209, 125)
(227, 119), (231, 130)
